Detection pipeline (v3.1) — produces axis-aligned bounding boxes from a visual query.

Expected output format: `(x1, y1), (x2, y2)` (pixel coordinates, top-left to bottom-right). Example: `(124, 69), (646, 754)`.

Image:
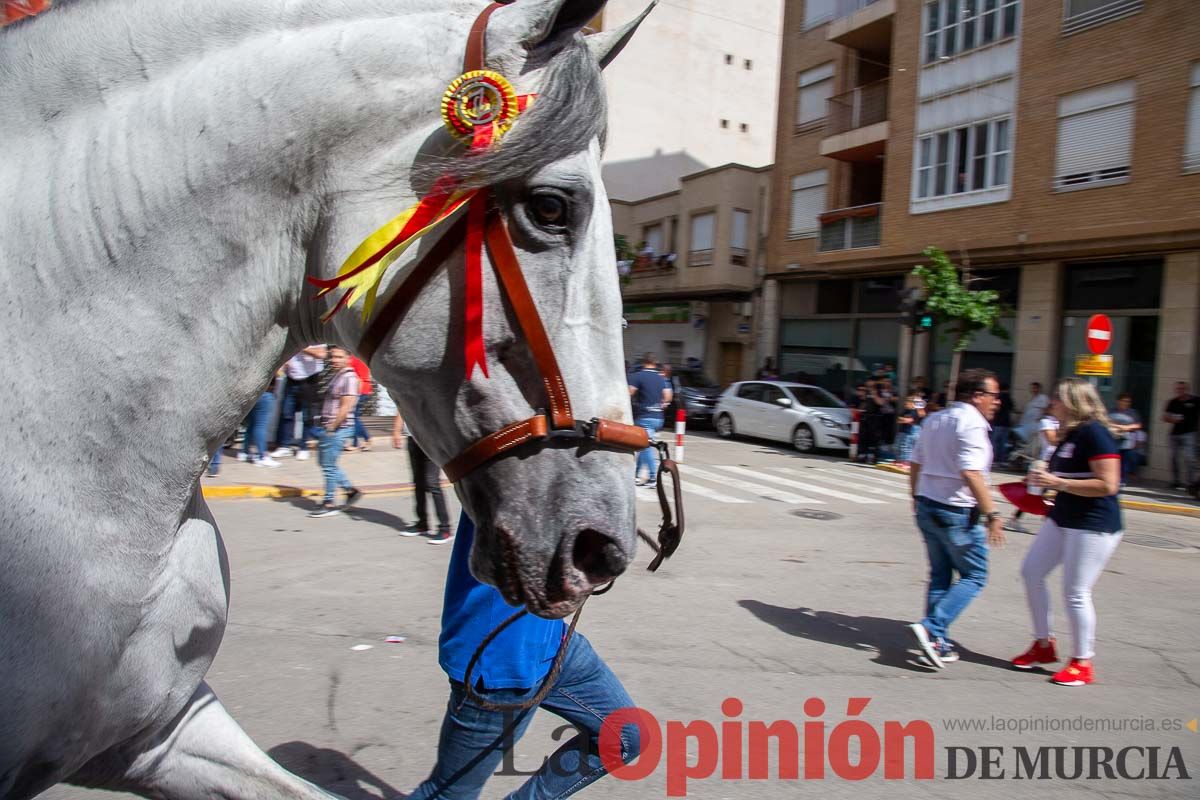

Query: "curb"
(862, 463), (1200, 518)
(201, 481), (449, 501)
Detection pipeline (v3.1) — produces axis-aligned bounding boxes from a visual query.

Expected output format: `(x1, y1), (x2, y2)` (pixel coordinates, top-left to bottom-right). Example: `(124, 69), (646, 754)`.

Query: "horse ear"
(585, 1), (657, 69)
(491, 0), (610, 54)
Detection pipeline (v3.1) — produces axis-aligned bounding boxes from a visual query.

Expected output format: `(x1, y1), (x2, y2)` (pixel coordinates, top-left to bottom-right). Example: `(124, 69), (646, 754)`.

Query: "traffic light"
(916, 307), (934, 330)
(900, 288), (933, 330)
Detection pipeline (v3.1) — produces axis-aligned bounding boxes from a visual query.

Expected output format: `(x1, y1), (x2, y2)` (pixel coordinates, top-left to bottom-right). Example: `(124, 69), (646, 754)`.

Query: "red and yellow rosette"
(310, 68), (534, 379)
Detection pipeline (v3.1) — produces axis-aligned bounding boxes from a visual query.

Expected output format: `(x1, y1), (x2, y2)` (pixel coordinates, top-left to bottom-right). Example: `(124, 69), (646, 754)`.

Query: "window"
(923, 0), (1019, 64)
(796, 63), (834, 129)
(1063, 0), (1143, 36)
(1063, 259), (1162, 311)
(737, 383), (764, 401)
(915, 117), (1011, 199)
(760, 385), (787, 406)
(1054, 80), (1135, 191)
(1186, 63), (1200, 173)
(744, 59), (753, 70)
(788, 170), (827, 239)
(720, 119), (729, 129)
(725, 54), (733, 64)
(803, 0), (836, 30)
(689, 212), (715, 255)
(739, 123), (749, 132)
(641, 223), (663, 256)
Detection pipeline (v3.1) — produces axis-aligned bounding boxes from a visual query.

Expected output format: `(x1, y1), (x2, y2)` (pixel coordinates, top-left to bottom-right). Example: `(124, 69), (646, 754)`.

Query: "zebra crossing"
(635, 461), (912, 510)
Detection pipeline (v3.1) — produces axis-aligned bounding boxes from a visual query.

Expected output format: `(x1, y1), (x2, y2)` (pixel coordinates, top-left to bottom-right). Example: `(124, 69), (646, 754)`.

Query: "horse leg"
(69, 682), (343, 800)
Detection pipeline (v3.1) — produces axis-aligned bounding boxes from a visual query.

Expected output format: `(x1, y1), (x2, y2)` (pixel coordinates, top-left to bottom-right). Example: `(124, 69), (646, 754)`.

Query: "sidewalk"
(872, 461), (1200, 518)
(203, 417), (426, 499)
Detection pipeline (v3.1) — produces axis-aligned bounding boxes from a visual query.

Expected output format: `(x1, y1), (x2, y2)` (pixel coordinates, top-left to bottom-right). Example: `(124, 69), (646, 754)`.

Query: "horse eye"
(529, 192), (568, 229)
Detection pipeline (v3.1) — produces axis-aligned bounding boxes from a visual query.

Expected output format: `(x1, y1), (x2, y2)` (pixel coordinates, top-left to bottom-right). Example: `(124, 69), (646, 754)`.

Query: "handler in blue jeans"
(409, 514), (641, 799)
(627, 352), (672, 486)
(907, 369), (1006, 669)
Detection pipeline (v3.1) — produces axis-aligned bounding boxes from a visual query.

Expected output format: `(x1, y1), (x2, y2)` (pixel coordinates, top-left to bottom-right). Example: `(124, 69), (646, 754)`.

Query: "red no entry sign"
(1086, 314), (1112, 355)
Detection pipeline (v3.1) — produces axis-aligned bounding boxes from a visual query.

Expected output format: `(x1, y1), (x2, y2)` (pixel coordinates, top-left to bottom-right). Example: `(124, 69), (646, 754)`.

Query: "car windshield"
(677, 371), (718, 389)
(790, 386), (847, 409)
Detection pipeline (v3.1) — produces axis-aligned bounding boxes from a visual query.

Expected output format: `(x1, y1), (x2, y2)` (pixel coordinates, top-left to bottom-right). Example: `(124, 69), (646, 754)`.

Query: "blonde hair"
(1054, 378), (1116, 435)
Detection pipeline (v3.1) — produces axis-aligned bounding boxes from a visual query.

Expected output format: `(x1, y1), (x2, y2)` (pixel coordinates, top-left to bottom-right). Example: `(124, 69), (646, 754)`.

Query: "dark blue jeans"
(1119, 449), (1138, 483)
(916, 496), (989, 642)
(991, 426), (1010, 465)
(241, 391), (275, 460)
(352, 394), (371, 446)
(409, 634), (640, 800)
(634, 415), (664, 482)
(275, 377), (321, 450)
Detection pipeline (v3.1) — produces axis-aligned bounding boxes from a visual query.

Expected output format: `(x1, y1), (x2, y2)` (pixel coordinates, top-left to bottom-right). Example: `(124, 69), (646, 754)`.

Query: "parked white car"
(713, 381), (852, 452)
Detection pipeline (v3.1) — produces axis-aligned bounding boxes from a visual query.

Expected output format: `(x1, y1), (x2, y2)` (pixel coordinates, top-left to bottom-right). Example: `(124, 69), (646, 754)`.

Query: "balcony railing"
(826, 79), (888, 136)
(833, 0), (881, 22)
(629, 252), (677, 276)
(688, 249), (714, 267)
(730, 247), (749, 266)
(818, 203), (882, 251)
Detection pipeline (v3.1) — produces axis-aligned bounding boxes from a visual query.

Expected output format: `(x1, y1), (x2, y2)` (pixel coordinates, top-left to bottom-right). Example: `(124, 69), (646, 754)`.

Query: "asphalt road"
(39, 433), (1200, 799)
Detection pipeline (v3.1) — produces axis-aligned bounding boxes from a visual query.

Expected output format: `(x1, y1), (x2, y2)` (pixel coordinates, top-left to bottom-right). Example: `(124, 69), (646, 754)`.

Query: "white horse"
(0, 0), (653, 796)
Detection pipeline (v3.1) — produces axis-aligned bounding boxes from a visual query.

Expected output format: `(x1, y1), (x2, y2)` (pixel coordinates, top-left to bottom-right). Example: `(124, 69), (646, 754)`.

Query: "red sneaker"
(1051, 659), (1094, 686)
(1011, 638), (1057, 670)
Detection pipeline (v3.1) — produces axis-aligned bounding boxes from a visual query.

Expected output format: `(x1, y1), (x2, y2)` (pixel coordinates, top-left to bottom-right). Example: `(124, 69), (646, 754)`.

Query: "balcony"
(818, 203), (882, 252)
(820, 80), (889, 161)
(628, 252), (677, 277)
(827, 0), (894, 57)
(688, 249), (714, 267)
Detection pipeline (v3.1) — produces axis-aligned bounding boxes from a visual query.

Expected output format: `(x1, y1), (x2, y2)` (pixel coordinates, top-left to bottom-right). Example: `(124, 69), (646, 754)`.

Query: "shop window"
(1063, 259), (1162, 311)
(816, 279), (853, 314)
(856, 277), (904, 314)
(970, 268), (1021, 308)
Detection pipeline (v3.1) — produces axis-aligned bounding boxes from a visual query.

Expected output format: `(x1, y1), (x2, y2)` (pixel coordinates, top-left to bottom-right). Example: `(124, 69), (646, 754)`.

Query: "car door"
(732, 382), (764, 436)
(758, 384), (791, 441)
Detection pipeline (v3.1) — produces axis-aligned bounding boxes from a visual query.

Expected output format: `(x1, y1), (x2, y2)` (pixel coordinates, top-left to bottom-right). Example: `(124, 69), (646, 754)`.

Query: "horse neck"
(0, 0), (477, 506)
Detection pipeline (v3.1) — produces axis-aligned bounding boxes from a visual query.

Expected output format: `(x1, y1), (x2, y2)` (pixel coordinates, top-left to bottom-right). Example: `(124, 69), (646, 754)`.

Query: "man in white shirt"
(907, 369), (1005, 669)
(1015, 382), (1050, 443)
(272, 345), (327, 460)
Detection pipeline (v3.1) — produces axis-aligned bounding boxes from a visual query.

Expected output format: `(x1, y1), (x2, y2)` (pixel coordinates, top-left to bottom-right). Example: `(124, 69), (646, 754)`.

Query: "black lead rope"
(458, 443), (684, 714)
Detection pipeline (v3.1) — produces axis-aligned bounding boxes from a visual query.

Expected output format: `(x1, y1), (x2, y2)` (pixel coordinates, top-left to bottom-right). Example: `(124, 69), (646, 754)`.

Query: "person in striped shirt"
(309, 345), (363, 517)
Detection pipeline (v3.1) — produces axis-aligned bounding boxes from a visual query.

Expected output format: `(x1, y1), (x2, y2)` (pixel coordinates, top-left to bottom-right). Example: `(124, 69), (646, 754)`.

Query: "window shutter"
(788, 170), (827, 238)
(796, 63), (834, 126)
(731, 211), (750, 250)
(690, 213), (715, 252)
(1055, 82), (1135, 188)
(1186, 64), (1200, 173)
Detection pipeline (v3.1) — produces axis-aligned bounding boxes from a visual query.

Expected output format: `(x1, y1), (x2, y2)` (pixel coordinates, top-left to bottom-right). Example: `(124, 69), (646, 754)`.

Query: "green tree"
(912, 246), (1011, 387)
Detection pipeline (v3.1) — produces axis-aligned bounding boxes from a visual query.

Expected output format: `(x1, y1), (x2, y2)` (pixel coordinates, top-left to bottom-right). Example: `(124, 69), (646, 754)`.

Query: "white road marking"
(711, 465), (884, 504)
(636, 482), (750, 505)
(681, 465), (825, 505)
(776, 467), (910, 500)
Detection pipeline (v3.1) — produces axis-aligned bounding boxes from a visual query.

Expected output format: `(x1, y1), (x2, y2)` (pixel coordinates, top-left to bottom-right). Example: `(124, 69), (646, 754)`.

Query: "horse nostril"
(571, 528), (628, 586)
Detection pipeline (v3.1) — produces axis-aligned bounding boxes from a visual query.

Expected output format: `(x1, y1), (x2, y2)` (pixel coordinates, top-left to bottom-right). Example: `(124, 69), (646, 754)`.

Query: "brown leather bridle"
(353, 3), (682, 568)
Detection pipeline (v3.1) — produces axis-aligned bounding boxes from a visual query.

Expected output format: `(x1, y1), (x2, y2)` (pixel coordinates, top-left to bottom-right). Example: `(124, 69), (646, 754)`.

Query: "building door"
(719, 342), (743, 388)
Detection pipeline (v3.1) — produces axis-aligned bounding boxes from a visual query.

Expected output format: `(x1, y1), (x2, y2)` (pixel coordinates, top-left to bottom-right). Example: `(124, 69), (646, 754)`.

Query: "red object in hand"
(999, 482), (1050, 516)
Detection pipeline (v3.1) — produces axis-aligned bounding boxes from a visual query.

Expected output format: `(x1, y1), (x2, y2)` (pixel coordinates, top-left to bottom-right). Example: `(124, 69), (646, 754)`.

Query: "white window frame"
(689, 212), (715, 254)
(923, 0), (1020, 65)
(1053, 80), (1135, 192)
(796, 62), (835, 130)
(1185, 63), (1200, 174)
(788, 170), (828, 240)
(912, 116), (1013, 211)
(731, 210), (750, 251)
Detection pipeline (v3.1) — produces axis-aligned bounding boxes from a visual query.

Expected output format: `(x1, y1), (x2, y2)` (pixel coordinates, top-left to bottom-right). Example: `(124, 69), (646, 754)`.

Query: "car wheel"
(792, 424), (815, 453)
(715, 413), (735, 438)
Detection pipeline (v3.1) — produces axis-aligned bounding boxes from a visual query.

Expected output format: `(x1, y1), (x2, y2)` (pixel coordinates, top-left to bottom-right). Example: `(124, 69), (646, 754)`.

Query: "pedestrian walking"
(1108, 393), (1143, 486)
(1162, 381), (1197, 490)
(308, 346), (362, 517)
(408, 513), (641, 800)
(628, 352), (671, 486)
(348, 355), (373, 451)
(272, 346), (326, 461)
(1015, 381), (1050, 444)
(393, 416), (452, 543)
(1012, 378), (1123, 687)
(991, 383), (1015, 465)
(907, 368), (1005, 668)
(1005, 412), (1059, 534)
(238, 373), (281, 467)
(895, 393), (927, 466)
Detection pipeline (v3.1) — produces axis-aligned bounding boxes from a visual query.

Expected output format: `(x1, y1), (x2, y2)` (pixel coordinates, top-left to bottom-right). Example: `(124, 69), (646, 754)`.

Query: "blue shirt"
(438, 515), (566, 690)
(628, 368), (669, 418)
(1048, 421), (1123, 534)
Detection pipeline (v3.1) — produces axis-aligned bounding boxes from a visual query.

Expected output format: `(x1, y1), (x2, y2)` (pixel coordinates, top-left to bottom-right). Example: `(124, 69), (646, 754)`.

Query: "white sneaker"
(296, 450), (311, 461)
(270, 447), (293, 458)
(255, 457), (282, 468)
(236, 452), (249, 462)
(1005, 518), (1028, 534)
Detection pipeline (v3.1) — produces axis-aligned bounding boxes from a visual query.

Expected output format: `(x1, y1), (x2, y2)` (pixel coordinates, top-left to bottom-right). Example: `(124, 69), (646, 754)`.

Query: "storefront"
(1054, 258), (1161, 422)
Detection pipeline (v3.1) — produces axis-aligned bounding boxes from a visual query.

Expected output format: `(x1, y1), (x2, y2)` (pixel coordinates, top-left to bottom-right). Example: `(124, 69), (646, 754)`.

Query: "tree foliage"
(912, 246), (1011, 353)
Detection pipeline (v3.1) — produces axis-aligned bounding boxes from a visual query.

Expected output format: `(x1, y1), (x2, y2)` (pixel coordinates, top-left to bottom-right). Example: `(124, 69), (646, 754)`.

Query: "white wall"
(600, 0), (783, 201)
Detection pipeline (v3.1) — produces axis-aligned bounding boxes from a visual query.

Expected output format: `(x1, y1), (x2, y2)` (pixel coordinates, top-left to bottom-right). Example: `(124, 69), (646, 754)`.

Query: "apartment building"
(612, 163), (772, 386)
(765, 0), (1200, 481)
(597, 0), (783, 201)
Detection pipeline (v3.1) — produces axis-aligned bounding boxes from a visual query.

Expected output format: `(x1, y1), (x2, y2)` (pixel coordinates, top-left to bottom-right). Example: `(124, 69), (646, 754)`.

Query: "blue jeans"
(275, 377), (321, 451)
(1119, 449), (1138, 483)
(317, 427), (355, 504)
(241, 391), (275, 460)
(352, 394), (371, 446)
(916, 496), (989, 642)
(409, 634), (640, 800)
(635, 416), (663, 482)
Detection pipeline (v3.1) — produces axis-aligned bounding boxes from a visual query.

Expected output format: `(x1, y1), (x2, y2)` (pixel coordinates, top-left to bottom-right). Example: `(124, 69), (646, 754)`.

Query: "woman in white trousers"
(1011, 379), (1123, 687)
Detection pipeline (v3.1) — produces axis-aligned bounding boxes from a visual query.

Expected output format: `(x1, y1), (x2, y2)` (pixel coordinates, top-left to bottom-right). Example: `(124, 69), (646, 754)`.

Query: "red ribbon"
(464, 190), (489, 379)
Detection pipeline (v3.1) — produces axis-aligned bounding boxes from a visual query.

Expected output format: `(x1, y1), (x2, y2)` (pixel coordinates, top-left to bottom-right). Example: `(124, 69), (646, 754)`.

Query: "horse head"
(316, 0), (654, 618)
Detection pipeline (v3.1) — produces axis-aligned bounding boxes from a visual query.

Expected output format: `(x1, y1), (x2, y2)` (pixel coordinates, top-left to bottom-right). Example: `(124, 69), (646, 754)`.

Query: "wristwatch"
(985, 510), (1002, 524)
